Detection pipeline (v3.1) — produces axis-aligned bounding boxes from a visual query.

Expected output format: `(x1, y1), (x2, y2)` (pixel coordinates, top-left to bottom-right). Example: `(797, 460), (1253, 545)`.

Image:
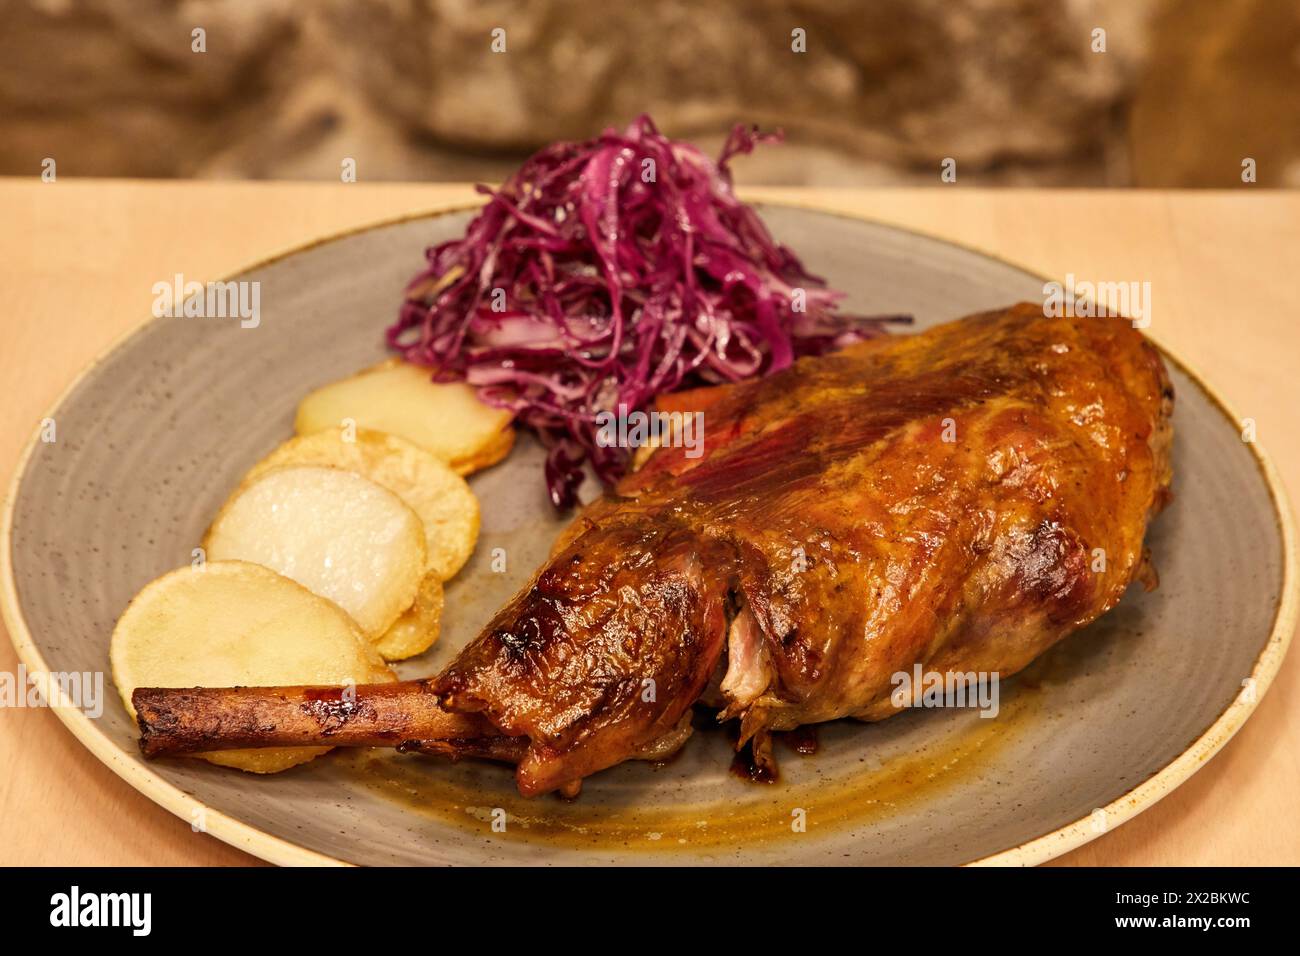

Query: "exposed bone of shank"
(132, 680), (496, 758)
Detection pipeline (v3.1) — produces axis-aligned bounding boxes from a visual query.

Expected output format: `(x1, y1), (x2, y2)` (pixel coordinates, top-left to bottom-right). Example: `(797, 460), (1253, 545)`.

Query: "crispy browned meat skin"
(136, 304), (1173, 797)
(435, 527), (732, 794)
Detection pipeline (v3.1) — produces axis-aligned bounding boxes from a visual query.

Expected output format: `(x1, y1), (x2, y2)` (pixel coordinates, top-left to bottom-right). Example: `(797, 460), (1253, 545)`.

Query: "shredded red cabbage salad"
(388, 114), (906, 509)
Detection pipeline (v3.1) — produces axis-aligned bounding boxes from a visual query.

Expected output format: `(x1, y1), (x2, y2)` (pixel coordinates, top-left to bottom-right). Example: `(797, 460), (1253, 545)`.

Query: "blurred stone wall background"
(2, 0), (1298, 187)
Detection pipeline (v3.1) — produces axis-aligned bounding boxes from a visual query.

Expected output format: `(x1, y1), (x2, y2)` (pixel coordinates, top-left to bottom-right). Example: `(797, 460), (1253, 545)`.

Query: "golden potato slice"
(203, 466), (425, 638)
(294, 359), (515, 475)
(200, 750), (326, 773)
(241, 429), (479, 582)
(374, 572), (444, 661)
(449, 424), (516, 476)
(110, 560), (394, 773)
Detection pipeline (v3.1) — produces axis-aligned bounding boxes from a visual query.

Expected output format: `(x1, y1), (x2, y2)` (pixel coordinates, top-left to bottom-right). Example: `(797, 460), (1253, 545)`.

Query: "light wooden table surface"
(1, 179), (1296, 866)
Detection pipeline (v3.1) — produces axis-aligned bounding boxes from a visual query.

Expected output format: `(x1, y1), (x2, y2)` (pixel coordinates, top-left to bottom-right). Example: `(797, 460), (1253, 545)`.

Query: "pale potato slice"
(203, 466), (425, 638)
(241, 429), (479, 582)
(374, 572), (444, 661)
(110, 560), (394, 773)
(294, 359), (515, 475)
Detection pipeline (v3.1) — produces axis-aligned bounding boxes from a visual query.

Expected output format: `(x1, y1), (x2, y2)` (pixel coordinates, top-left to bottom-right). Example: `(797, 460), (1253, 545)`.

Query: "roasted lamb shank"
(134, 303), (1174, 796)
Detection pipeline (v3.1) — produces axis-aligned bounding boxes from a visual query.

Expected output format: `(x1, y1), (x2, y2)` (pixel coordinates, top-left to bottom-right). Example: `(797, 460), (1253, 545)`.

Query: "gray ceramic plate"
(2, 204), (1295, 866)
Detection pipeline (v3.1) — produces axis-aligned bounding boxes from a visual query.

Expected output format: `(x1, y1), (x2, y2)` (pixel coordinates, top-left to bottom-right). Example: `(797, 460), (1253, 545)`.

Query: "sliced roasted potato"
(241, 428), (479, 582)
(110, 560), (394, 772)
(203, 465), (425, 638)
(294, 359), (515, 475)
(374, 572), (444, 661)
(451, 424), (516, 475)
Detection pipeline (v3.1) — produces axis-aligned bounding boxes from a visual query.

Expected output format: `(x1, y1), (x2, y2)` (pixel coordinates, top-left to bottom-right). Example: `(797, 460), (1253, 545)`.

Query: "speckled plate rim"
(2, 197), (1295, 868)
